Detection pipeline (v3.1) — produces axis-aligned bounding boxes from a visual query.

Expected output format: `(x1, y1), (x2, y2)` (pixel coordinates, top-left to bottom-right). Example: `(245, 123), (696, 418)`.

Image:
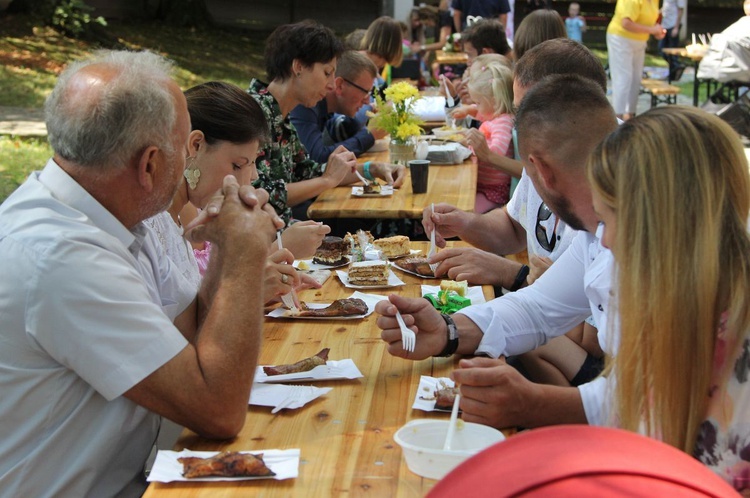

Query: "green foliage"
(51, 0), (107, 38)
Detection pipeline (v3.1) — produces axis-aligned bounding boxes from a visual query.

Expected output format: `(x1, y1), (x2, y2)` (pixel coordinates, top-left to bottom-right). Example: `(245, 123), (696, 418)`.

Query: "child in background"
(466, 59), (515, 212)
(565, 2), (587, 43)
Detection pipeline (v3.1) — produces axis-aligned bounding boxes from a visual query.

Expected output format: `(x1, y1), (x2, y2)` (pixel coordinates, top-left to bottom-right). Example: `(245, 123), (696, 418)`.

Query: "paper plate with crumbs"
(352, 185), (394, 197)
(148, 449), (300, 482)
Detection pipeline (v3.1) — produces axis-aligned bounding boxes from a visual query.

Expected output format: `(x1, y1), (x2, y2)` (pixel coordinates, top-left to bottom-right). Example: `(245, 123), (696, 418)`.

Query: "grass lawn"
(0, 13), (268, 202)
(0, 136), (51, 201)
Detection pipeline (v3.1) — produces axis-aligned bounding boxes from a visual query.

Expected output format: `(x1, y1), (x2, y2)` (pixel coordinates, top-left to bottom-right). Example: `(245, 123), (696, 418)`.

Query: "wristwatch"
(436, 313), (459, 357)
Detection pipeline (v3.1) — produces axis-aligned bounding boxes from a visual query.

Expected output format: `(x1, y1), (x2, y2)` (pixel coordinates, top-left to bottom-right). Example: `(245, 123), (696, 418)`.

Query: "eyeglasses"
(535, 202), (557, 252)
(342, 77), (372, 96)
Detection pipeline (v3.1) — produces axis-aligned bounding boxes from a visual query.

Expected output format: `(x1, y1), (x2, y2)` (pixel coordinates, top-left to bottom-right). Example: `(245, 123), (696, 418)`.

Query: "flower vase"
(389, 138), (416, 166)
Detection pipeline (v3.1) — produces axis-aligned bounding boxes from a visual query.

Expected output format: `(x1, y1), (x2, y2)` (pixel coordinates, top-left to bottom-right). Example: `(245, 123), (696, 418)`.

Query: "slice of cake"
(348, 260), (389, 286)
(313, 236), (349, 266)
(373, 235), (411, 258)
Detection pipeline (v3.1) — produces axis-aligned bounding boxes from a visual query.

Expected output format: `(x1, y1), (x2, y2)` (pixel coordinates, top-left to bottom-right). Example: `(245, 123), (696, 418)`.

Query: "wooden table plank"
(308, 150), (477, 219)
(143, 242), (507, 498)
(435, 50), (469, 66)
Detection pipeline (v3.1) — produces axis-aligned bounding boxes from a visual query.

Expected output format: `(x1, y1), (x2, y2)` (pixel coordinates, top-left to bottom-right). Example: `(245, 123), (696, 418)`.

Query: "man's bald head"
(45, 50), (179, 170)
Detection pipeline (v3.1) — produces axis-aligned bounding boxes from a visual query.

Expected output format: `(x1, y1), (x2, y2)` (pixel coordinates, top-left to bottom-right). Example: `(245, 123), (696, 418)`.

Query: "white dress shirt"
(458, 226), (615, 425)
(0, 160), (193, 497)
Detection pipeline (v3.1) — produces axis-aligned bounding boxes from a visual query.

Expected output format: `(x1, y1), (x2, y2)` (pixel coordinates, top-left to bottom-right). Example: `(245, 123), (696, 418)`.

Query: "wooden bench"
(641, 79), (681, 108)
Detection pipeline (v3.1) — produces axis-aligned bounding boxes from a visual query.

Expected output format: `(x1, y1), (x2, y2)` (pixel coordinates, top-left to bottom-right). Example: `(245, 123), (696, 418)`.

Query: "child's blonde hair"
(467, 57), (514, 117)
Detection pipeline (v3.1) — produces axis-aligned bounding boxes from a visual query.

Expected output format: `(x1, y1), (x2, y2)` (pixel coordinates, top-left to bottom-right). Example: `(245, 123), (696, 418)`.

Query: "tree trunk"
(154, 0), (213, 28)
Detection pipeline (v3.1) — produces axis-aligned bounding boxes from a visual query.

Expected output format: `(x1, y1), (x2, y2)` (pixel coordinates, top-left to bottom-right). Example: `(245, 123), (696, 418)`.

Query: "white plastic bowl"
(393, 419), (505, 480)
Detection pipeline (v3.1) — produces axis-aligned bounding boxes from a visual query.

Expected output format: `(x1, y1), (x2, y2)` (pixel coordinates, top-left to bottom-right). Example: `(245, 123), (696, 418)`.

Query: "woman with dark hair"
(513, 9), (567, 61)
(145, 81), (308, 304)
(249, 20), (400, 225)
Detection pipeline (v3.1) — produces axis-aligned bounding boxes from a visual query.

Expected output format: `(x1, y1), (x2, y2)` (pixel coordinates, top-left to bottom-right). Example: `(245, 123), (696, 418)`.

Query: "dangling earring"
(183, 156), (201, 190)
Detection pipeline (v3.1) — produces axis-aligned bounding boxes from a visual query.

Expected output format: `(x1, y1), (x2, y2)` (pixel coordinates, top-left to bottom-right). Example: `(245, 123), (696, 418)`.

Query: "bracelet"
(509, 264), (530, 292)
(363, 161), (373, 180)
(435, 313), (459, 357)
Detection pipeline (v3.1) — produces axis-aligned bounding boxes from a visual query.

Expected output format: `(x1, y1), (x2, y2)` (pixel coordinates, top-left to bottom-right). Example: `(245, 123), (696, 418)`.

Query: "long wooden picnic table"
(307, 150), (477, 220)
(143, 241), (523, 497)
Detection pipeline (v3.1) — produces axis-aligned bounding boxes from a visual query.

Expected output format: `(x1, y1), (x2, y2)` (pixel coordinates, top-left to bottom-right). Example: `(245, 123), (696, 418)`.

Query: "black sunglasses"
(535, 202), (557, 252)
(342, 77), (371, 96)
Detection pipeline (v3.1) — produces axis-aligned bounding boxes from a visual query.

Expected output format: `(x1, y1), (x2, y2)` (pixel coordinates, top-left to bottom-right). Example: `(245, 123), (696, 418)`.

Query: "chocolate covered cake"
(312, 236), (349, 266)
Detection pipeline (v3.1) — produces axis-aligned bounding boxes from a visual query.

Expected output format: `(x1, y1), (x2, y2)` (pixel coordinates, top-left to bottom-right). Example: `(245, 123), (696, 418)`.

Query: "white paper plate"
(255, 359), (364, 383)
(351, 185), (394, 197)
(336, 269), (405, 289)
(148, 449), (300, 482)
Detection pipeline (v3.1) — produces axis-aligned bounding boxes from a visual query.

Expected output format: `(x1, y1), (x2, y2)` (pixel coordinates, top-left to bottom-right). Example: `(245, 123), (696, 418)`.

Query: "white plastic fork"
(428, 203), (439, 274)
(354, 168), (370, 186)
(271, 385), (309, 414)
(395, 309), (416, 353)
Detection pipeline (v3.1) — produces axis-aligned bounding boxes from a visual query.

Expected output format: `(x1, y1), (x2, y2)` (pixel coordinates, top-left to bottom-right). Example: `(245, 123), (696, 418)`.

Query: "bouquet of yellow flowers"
(368, 81), (424, 144)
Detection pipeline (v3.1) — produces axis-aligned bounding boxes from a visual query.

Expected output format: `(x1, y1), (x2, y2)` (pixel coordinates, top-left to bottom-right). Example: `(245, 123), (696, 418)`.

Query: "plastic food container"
(393, 419), (505, 480)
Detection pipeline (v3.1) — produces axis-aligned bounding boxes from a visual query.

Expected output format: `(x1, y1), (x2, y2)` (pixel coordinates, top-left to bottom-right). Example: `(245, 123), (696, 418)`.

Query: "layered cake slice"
(313, 236), (349, 266)
(348, 260), (389, 286)
(373, 235), (411, 258)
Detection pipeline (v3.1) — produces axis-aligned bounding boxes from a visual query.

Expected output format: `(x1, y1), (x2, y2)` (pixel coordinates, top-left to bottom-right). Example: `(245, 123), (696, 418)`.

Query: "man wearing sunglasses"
(290, 50), (389, 164)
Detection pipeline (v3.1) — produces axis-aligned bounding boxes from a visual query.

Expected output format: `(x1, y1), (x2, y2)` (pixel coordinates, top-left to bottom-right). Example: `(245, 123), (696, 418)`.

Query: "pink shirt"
(477, 114), (513, 206)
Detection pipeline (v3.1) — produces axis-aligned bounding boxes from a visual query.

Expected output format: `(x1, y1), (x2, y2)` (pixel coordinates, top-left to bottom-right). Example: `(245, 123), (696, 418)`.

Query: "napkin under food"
(413, 375), (455, 412)
(255, 359), (363, 383)
(266, 291), (388, 319)
(147, 448), (300, 482)
(249, 383), (332, 411)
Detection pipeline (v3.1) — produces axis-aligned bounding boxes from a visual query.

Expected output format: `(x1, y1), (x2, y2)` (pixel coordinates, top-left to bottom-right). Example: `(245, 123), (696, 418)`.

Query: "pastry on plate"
(348, 260), (389, 286)
(373, 235), (411, 258)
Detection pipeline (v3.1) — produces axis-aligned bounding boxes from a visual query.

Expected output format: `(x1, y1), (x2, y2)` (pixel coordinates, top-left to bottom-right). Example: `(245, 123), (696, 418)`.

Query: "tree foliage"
(5, 0), (107, 40)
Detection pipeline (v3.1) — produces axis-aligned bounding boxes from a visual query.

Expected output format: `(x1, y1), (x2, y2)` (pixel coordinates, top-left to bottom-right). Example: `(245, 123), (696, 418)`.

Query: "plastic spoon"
(443, 392), (461, 450)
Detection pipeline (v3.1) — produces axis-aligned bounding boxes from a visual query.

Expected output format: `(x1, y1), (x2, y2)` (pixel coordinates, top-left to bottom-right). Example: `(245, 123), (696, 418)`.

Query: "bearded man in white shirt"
(0, 50), (282, 497)
(376, 74), (618, 430)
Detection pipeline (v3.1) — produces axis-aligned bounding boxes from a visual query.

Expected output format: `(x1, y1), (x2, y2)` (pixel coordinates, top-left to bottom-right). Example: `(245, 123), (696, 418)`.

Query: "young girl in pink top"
(466, 59), (515, 213)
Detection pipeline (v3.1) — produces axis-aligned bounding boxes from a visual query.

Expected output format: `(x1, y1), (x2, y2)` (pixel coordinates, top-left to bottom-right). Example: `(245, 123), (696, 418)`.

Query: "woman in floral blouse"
(588, 106), (750, 493)
(249, 20), (405, 224)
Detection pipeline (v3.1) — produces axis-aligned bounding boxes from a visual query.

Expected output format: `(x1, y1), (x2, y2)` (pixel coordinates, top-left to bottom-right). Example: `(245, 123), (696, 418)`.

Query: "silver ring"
(281, 273), (289, 284)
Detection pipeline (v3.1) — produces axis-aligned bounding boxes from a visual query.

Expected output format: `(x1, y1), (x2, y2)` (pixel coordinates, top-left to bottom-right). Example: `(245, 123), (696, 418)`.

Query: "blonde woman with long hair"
(587, 105), (750, 491)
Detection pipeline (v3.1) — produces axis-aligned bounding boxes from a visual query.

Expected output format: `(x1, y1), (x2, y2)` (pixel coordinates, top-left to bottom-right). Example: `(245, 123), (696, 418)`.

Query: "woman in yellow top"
(606, 0), (665, 120)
